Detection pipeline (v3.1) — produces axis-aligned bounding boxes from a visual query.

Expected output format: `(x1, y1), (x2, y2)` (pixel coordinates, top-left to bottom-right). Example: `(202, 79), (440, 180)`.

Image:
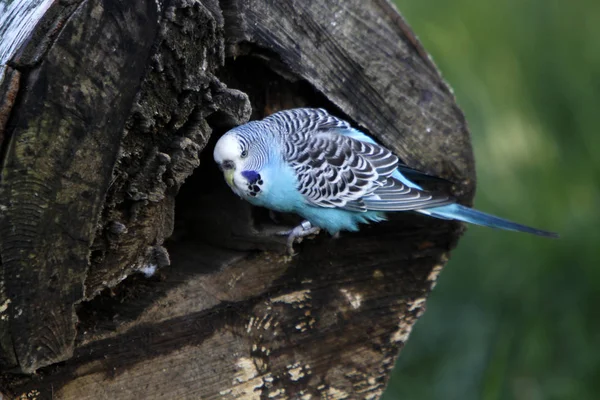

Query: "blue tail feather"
(423, 203), (559, 238)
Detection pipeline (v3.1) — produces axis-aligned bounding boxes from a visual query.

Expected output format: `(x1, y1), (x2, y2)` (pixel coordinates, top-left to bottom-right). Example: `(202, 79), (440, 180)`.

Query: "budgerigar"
(213, 108), (558, 253)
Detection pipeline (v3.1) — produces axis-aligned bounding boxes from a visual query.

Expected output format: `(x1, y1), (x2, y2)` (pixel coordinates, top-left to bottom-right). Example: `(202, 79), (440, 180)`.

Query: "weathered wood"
(81, 0), (251, 300)
(0, 0), (159, 373)
(0, 0), (474, 398)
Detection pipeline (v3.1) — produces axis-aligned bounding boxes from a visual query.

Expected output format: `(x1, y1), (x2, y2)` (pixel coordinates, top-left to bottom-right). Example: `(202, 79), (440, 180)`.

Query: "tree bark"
(0, 0), (474, 398)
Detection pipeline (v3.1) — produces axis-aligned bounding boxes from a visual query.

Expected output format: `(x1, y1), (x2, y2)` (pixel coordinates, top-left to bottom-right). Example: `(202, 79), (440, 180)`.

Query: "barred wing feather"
(286, 129), (452, 212)
(271, 108), (453, 212)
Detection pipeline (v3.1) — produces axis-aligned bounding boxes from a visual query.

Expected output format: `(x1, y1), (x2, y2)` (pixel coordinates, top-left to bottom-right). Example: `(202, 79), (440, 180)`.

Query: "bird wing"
(362, 178), (453, 211)
(286, 130), (396, 211)
(281, 118), (452, 212)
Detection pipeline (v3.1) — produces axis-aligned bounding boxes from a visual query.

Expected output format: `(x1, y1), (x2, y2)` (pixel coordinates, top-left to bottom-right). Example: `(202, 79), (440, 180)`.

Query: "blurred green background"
(383, 1), (599, 399)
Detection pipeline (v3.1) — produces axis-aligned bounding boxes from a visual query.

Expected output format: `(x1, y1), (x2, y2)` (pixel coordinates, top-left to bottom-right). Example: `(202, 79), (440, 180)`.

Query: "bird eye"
(241, 150), (248, 158)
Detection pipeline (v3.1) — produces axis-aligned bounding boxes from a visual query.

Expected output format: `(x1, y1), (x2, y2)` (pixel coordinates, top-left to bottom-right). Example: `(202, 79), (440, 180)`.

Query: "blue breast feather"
(244, 157), (386, 234)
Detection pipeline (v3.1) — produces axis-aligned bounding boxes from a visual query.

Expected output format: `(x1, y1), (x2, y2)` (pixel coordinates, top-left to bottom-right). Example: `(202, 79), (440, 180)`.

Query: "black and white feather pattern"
(265, 109), (453, 212)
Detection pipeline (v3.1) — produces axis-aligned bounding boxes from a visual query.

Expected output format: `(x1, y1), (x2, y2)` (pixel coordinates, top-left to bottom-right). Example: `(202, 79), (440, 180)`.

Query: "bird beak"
(224, 169), (234, 188)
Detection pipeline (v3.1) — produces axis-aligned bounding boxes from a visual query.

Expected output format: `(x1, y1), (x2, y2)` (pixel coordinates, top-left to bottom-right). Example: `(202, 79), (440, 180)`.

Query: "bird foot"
(277, 220), (321, 256)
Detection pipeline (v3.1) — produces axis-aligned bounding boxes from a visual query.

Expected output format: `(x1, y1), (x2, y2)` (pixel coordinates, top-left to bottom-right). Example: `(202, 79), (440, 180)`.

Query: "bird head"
(213, 130), (265, 199)
(214, 134), (245, 187)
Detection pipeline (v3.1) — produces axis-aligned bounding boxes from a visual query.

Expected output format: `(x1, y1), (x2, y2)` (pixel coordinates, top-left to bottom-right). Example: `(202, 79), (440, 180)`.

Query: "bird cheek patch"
(247, 182), (262, 197)
(242, 170), (263, 196)
(242, 170), (261, 184)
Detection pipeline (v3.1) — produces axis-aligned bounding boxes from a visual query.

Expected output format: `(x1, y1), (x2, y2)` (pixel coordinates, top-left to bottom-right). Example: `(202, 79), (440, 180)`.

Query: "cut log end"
(0, 0), (473, 398)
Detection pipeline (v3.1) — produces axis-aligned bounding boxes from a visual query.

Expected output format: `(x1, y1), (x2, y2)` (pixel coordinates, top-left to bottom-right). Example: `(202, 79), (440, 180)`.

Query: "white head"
(213, 131), (265, 199)
(214, 134), (245, 169)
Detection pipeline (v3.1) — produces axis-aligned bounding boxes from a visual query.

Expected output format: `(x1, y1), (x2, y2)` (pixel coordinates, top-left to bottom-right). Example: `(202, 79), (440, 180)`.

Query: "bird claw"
(277, 220), (321, 255)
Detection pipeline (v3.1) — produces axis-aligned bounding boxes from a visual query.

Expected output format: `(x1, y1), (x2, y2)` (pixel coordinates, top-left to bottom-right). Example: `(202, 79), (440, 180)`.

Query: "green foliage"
(383, 1), (600, 399)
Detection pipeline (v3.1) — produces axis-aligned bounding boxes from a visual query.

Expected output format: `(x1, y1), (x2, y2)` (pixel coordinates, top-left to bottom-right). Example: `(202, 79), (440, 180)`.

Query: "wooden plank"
(81, 0), (252, 299)
(0, 0), (159, 372)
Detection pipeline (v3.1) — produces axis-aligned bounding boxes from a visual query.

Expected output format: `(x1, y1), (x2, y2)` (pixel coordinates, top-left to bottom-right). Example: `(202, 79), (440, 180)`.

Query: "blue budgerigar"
(213, 108), (558, 252)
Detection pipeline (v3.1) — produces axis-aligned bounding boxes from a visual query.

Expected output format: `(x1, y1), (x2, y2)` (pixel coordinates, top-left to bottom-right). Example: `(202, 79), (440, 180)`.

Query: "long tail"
(421, 203), (559, 238)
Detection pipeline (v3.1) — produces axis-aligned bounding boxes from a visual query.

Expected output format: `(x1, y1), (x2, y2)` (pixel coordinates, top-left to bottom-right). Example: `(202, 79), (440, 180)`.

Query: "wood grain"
(0, 0), (159, 372)
(0, 0), (474, 398)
